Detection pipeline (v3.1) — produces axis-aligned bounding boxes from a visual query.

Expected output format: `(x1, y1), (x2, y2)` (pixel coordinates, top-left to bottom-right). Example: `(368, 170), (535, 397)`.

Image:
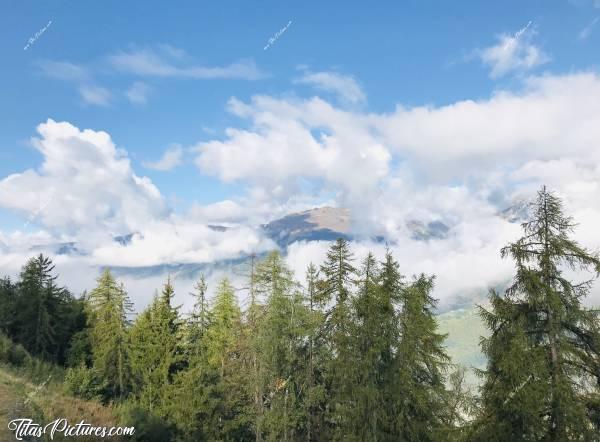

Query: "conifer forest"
(1, 188), (599, 441)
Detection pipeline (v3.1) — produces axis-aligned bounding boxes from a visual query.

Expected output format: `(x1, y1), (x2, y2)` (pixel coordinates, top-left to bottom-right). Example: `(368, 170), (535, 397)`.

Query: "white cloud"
(4, 70), (600, 309)
(189, 70), (600, 307)
(126, 81), (151, 104)
(38, 45), (265, 108)
(108, 46), (265, 80)
(143, 144), (184, 171)
(38, 61), (111, 107)
(194, 95), (390, 218)
(189, 199), (247, 224)
(193, 72), (600, 228)
(0, 119), (167, 242)
(91, 220), (274, 267)
(0, 120), (277, 300)
(38, 61), (89, 81)
(375, 72), (600, 174)
(579, 17), (599, 40)
(478, 22), (549, 78)
(295, 71), (366, 105)
(79, 85), (112, 106)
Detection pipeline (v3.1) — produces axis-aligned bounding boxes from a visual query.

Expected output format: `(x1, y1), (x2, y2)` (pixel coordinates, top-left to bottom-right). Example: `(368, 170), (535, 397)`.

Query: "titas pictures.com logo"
(8, 418), (135, 440)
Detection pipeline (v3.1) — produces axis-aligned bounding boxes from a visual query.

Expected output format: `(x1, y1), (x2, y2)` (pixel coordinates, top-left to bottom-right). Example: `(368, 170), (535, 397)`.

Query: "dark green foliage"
(87, 269), (133, 400)
(253, 251), (312, 440)
(201, 277), (252, 440)
(304, 263), (328, 441)
(0, 276), (16, 334)
(65, 328), (92, 367)
(474, 187), (600, 441)
(186, 274), (211, 357)
(64, 363), (101, 400)
(0, 331), (64, 383)
(117, 401), (176, 442)
(0, 332), (31, 366)
(129, 277), (183, 415)
(318, 238), (359, 439)
(393, 274), (451, 441)
(351, 253), (385, 440)
(13, 255), (62, 360)
(353, 251), (401, 440)
(0, 255), (86, 364)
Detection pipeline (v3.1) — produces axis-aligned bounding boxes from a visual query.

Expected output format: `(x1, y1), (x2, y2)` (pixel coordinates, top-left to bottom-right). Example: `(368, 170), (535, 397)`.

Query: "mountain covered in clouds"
(262, 207), (353, 247)
(30, 202), (529, 266)
(498, 198), (532, 223)
(263, 207), (456, 246)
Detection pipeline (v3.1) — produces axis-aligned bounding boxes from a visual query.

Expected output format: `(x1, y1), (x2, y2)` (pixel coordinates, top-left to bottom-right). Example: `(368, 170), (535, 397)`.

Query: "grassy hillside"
(0, 331), (123, 441)
(0, 365), (121, 441)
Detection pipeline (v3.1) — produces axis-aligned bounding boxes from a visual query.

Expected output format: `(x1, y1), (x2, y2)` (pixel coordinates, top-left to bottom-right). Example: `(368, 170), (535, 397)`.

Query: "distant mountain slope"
(25, 202), (527, 290)
(498, 198), (532, 223)
(262, 206), (453, 246)
(262, 207), (352, 247)
(437, 306), (488, 386)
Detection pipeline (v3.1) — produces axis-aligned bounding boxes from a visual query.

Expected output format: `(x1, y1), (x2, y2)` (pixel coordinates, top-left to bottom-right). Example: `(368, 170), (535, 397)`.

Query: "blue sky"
(2, 0), (598, 201)
(1, 0), (600, 307)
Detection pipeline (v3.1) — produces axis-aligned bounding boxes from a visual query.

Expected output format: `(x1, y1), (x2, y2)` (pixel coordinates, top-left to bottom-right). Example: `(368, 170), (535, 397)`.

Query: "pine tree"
(187, 274), (210, 355)
(87, 269), (133, 400)
(393, 274), (450, 441)
(202, 277), (253, 440)
(376, 249), (405, 437)
(56, 291), (88, 366)
(353, 251), (403, 441)
(238, 253), (267, 442)
(0, 276), (16, 336)
(253, 251), (311, 441)
(475, 186), (600, 440)
(129, 277), (182, 416)
(318, 238), (358, 439)
(13, 254), (76, 362)
(304, 263), (327, 441)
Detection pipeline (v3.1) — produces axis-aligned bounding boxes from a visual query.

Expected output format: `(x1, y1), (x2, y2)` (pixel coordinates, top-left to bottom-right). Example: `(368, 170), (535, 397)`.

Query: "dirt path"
(0, 368), (31, 441)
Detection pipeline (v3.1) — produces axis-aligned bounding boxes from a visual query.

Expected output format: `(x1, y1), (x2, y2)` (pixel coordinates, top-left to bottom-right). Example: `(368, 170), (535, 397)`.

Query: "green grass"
(0, 366), (123, 441)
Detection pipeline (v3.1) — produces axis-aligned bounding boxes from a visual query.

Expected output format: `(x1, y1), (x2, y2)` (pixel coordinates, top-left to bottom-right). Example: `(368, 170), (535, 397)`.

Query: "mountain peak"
(263, 206), (351, 247)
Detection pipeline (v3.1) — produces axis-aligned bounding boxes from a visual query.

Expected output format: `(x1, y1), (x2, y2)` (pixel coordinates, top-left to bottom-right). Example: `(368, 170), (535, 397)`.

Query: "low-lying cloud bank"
(1, 71), (600, 310)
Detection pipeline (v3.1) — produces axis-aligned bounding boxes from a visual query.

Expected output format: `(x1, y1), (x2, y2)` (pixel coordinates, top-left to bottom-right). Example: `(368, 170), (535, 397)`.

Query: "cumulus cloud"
(143, 144), (184, 171)
(0, 119), (167, 242)
(374, 72), (600, 176)
(188, 70), (600, 306)
(0, 120), (277, 298)
(193, 72), (600, 228)
(295, 71), (366, 105)
(4, 70), (600, 308)
(478, 22), (549, 78)
(194, 95), (390, 221)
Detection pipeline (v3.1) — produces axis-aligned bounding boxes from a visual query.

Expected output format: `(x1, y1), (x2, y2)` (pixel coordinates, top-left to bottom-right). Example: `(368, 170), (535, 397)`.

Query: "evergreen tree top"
(502, 186), (600, 274)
